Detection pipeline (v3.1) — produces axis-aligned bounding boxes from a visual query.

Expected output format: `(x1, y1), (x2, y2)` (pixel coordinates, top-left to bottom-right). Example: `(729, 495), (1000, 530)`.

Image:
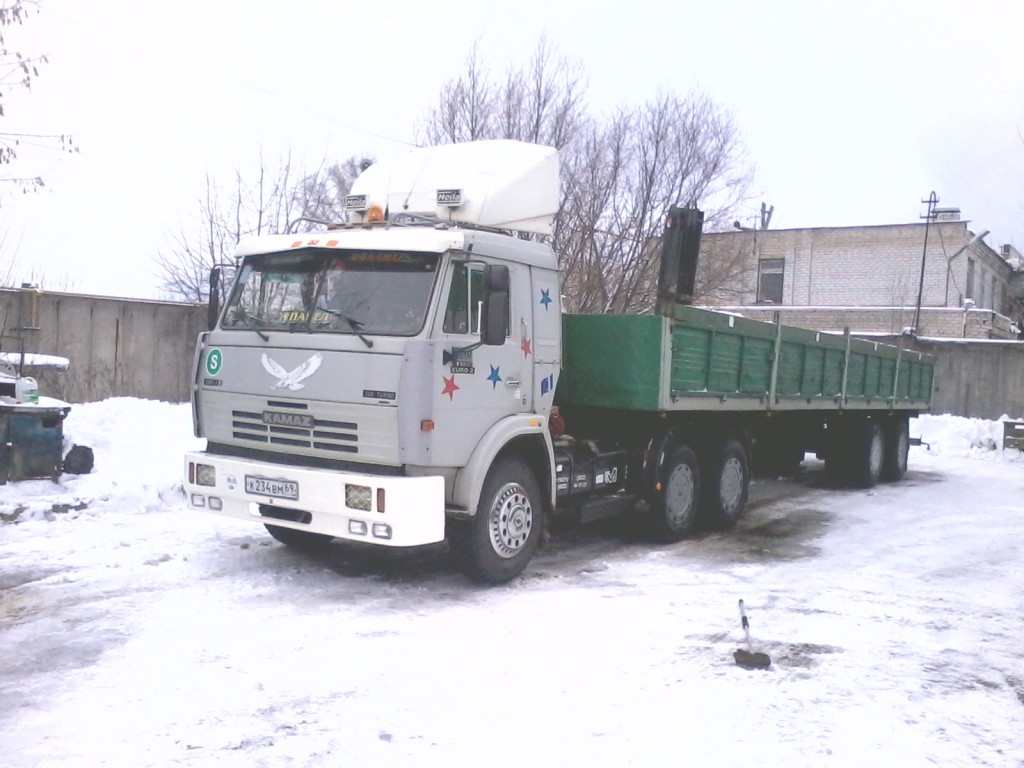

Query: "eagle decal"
(260, 352), (324, 391)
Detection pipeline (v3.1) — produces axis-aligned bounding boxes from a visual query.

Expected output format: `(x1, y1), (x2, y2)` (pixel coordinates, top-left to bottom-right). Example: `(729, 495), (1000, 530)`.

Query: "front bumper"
(184, 452), (445, 547)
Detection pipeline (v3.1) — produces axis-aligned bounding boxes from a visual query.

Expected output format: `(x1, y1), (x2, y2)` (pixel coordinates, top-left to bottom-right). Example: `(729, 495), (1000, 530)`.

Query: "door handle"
(505, 379), (521, 388)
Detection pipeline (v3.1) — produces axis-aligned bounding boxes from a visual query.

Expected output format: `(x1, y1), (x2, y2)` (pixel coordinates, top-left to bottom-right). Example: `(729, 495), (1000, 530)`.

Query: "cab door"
(429, 257), (533, 466)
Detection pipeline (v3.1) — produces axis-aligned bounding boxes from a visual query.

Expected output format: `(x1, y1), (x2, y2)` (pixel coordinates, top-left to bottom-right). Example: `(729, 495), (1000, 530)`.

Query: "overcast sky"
(2, 0), (1023, 299)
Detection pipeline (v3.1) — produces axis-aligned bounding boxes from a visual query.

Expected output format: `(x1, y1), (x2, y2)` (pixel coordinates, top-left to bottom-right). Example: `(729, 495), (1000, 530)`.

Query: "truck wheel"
(881, 416), (910, 482)
(849, 419), (885, 488)
(450, 456), (542, 584)
(264, 523), (334, 551)
(701, 439), (750, 530)
(649, 445), (701, 542)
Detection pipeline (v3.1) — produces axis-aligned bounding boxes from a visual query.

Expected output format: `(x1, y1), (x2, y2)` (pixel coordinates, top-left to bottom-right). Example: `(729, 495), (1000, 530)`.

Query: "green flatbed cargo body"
(559, 306), (934, 413)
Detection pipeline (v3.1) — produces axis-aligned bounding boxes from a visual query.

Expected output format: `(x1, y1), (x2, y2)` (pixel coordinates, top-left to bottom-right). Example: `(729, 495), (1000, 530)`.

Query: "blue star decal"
(539, 289), (552, 310)
(486, 365), (502, 389)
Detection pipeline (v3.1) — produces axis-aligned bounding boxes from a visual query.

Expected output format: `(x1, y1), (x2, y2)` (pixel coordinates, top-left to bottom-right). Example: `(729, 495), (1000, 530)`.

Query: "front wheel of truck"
(449, 456), (543, 584)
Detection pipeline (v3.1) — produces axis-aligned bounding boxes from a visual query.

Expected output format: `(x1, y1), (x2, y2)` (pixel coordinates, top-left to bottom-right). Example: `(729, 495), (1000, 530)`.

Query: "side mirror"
(480, 264), (510, 346)
(208, 267), (221, 331)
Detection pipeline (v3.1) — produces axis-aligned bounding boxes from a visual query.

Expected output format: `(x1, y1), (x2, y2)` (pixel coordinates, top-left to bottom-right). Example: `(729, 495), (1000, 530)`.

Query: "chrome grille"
(231, 407), (358, 454)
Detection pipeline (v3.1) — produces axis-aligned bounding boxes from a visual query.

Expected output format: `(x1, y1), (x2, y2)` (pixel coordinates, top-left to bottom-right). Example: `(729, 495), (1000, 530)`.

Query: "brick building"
(697, 208), (1021, 339)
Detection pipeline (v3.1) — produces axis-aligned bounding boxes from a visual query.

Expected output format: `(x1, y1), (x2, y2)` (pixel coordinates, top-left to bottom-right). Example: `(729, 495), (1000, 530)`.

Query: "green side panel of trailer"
(741, 337), (773, 394)
(558, 306), (934, 412)
(559, 313), (664, 410)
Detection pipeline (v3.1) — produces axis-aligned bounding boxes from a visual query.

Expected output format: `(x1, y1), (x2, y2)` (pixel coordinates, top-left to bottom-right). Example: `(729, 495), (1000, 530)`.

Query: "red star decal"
(441, 375), (460, 400)
(521, 338), (532, 357)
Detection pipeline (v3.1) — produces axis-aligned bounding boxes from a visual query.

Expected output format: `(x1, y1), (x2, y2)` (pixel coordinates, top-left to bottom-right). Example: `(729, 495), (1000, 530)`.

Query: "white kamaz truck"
(185, 141), (933, 583)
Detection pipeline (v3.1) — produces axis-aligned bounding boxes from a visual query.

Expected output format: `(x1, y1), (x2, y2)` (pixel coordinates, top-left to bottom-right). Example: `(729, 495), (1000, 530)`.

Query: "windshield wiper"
(314, 305), (373, 348)
(343, 315), (374, 349)
(231, 310), (269, 341)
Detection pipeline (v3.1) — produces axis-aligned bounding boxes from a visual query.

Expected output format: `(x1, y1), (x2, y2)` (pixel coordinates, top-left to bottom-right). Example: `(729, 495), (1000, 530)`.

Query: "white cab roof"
(234, 227), (469, 258)
(348, 140), (560, 236)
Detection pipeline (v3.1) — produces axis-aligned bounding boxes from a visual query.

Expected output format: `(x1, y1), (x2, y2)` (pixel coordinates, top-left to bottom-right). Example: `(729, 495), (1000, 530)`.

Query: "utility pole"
(912, 192), (939, 335)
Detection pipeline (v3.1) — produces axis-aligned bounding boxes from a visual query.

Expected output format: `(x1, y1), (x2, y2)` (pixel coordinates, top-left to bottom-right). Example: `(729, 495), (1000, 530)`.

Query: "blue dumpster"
(0, 400), (71, 483)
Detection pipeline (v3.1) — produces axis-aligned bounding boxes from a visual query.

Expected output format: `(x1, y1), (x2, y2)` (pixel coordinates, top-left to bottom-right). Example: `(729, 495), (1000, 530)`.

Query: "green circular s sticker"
(206, 348), (223, 376)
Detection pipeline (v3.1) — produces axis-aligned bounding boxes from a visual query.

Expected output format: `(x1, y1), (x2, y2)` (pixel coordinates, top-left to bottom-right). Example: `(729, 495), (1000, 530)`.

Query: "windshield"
(222, 248), (440, 336)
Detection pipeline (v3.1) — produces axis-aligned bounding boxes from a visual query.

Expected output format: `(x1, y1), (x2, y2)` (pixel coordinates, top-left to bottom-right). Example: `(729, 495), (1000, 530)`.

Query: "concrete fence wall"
(902, 338), (1024, 420)
(0, 288), (207, 403)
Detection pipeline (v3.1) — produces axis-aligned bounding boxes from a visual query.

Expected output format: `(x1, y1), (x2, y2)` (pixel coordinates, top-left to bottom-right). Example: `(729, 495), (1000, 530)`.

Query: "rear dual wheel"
(700, 439), (750, 530)
(881, 416), (910, 482)
(823, 417), (888, 489)
(648, 445), (701, 542)
(648, 438), (752, 541)
(850, 420), (885, 488)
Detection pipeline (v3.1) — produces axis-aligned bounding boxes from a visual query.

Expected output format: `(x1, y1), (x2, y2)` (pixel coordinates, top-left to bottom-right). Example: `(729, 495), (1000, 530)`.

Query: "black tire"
(63, 445), (95, 475)
(648, 444), (701, 542)
(881, 416), (910, 482)
(849, 419), (885, 488)
(264, 523), (334, 551)
(449, 456), (543, 584)
(700, 439), (750, 530)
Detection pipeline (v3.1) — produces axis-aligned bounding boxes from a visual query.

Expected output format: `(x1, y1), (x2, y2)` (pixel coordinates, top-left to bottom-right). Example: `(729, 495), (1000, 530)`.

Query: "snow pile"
(913, 412), (1024, 459)
(0, 399), (203, 522)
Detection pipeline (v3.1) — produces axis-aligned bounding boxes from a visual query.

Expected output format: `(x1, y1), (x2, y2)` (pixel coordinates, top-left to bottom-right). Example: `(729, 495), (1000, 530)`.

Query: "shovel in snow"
(733, 599), (771, 670)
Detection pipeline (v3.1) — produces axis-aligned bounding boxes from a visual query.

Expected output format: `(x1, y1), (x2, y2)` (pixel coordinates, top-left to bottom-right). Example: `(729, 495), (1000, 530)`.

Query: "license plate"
(245, 475), (299, 500)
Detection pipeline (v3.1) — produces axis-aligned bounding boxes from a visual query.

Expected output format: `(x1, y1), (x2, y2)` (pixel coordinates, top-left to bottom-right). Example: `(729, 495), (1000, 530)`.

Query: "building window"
(756, 258), (784, 304)
(965, 258), (975, 301)
(990, 276), (997, 311)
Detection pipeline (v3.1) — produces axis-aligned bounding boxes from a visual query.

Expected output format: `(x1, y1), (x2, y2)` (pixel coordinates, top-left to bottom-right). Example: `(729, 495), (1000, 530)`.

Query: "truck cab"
(186, 141), (563, 582)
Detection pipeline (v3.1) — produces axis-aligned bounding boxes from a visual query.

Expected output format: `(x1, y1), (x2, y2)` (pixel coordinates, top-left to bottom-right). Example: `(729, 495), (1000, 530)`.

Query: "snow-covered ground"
(1, 400), (1023, 767)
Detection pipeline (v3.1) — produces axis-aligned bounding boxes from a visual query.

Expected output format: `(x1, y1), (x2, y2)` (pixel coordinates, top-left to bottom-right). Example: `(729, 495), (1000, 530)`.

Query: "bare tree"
(422, 40), (494, 145)
(153, 174), (241, 303)
(420, 40), (753, 314)
(154, 153), (373, 302)
(0, 1), (77, 193)
(695, 235), (758, 305)
(421, 36), (586, 151)
(549, 92), (752, 313)
(292, 155), (374, 226)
